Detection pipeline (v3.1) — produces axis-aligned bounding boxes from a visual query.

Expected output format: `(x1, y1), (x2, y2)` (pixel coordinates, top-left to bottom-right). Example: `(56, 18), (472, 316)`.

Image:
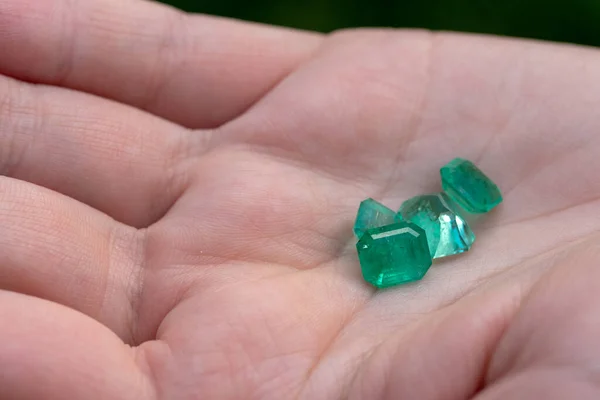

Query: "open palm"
(2, 0), (600, 399)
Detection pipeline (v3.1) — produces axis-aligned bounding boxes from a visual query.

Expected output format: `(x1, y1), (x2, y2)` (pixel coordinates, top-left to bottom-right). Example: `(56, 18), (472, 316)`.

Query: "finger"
(0, 176), (142, 342)
(0, 291), (154, 400)
(0, 74), (190, 228)
(0, 0), (322, 128)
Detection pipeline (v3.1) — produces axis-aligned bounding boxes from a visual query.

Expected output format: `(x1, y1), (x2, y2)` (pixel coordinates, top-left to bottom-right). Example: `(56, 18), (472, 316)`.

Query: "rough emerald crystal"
(356, 221), (432, 288)
(353, 198), (397, 239)
(398, 193), (475, 259)
(440, 158), (503, 214)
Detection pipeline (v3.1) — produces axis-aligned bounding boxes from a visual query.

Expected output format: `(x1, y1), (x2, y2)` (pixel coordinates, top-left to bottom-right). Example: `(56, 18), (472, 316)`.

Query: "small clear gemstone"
(398, 193), (475, 259)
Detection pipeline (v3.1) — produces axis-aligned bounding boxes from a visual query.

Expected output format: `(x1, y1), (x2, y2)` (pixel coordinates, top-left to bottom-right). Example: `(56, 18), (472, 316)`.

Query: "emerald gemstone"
(398, 193), (475, 259)
(356, 221), (432, 288)
(353, 198), (397, 239)
(440, 158), (503, 214)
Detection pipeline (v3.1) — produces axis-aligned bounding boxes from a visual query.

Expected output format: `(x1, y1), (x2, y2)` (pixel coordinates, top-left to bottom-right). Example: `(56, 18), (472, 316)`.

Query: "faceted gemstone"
(398, 193), (475, 259)
(356, 221), (432, 288)
(353, 198), (398, 239)
(440, 158), (503, 214)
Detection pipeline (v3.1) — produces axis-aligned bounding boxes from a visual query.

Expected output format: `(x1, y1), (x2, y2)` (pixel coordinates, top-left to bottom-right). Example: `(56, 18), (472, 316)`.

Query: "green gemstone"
(353, 198), (397, 239)
(398, 193), (475, 259)
(356, 221), (432, 288)
(440, 158), (503, 214)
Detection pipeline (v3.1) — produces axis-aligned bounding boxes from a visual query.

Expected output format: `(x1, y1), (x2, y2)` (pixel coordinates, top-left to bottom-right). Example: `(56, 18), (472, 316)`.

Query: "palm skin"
(1, 0), (600, 399)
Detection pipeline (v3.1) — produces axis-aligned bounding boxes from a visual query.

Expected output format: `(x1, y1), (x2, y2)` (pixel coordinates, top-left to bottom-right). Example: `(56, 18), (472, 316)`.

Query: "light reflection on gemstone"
(398, 193), (475, 259)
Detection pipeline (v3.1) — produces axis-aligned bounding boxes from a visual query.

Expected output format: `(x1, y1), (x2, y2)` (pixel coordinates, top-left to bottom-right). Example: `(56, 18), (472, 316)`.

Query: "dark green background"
(159, 0), (600, 47)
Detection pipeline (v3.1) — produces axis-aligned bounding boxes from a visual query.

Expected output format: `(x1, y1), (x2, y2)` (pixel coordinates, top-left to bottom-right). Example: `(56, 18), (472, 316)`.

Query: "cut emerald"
(440, 158), (503, 214)
(353, 198), (397, 239)
(356, 221), (432, 288)
(398, 193), (475, 259)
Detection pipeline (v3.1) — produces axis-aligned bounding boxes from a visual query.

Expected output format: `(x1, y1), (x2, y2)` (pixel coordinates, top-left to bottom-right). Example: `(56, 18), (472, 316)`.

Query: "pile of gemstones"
(354, 158), (503, 288)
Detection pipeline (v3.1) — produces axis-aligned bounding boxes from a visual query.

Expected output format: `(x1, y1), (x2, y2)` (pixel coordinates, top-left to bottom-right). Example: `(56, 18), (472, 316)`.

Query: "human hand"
(1, 0), (600, 399)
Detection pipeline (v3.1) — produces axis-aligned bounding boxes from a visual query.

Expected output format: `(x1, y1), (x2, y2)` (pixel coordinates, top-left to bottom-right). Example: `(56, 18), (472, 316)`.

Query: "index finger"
(0, 0), (322, 128)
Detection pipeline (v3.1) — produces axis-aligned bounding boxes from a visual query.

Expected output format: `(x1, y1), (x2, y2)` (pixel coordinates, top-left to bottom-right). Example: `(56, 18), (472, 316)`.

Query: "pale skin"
(1, 0), (600, 399)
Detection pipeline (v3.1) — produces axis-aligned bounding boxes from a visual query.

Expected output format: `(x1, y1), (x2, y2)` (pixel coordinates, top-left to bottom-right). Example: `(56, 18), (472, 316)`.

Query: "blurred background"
(159, 0), (600, 47)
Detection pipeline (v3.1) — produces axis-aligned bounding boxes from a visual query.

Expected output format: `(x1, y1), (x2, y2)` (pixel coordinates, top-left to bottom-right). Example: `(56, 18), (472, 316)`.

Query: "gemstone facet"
(356, 221), (432, 288)
(440, 158), (503, 214)
(353, 198), (398, 239)
(398, 193), (475, 259)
